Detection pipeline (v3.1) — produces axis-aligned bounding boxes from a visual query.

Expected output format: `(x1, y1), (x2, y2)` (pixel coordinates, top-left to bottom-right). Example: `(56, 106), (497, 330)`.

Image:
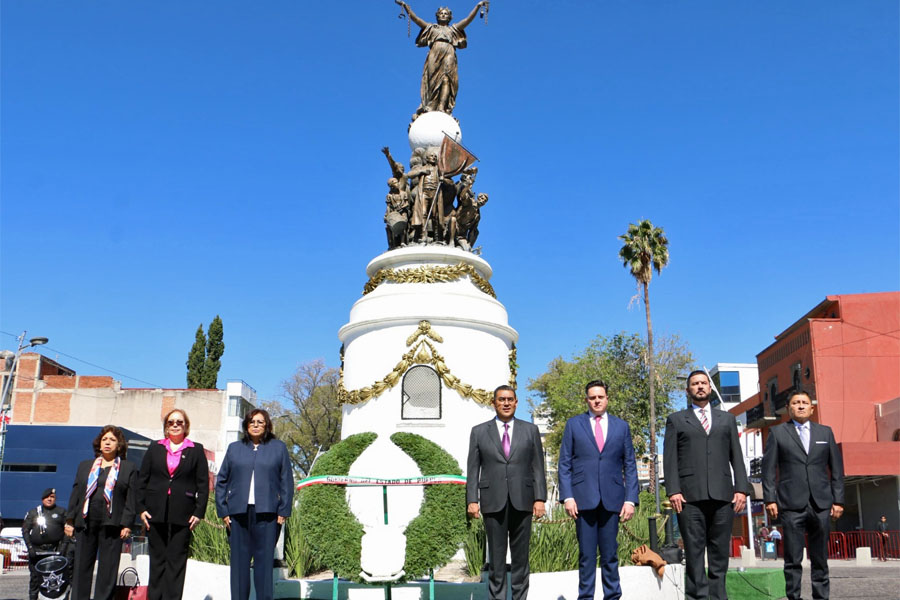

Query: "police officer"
(22, 488), (67, 600)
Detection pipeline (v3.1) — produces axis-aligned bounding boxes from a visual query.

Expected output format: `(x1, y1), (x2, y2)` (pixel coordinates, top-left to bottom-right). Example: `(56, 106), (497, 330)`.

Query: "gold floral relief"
(338, 320), (516, 406)
(362, 263), (496, 298)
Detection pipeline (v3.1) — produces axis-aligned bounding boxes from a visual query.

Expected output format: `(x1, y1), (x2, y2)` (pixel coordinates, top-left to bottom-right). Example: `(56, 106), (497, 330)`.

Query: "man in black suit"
(466, 385), (547, 600)
(664, 370), (750, 600)
(762, 390), (844, 600)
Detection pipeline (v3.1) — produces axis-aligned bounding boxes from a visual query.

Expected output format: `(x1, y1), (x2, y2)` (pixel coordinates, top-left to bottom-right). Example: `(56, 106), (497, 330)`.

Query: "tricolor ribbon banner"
(297, 474), (466, 490)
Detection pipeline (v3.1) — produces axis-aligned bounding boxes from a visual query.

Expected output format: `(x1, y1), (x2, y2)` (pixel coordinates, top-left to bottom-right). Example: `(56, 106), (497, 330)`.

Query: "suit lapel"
(685, 408), (705, 433)
(172, 445), (190, 478)
(785, 422), (807, 457)
(807, 422), (825, 457)
(602, 416), (618, 454)
(488, 420), (506, 460)
(508, 418), (524, 461)
(579, 413), (600, 455)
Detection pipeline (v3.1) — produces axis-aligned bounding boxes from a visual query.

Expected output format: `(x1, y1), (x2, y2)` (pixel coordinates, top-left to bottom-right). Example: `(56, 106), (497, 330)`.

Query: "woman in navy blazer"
(216, 409), (294, 600)
(138, 409), (210, 600)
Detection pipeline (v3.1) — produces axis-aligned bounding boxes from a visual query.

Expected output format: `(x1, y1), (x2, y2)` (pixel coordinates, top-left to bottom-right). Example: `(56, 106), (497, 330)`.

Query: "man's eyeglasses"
(166, 419), (185, 427)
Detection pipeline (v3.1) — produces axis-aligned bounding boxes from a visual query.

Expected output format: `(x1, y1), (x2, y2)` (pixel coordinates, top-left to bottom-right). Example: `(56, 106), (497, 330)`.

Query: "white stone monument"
(333, 111), (515, 581)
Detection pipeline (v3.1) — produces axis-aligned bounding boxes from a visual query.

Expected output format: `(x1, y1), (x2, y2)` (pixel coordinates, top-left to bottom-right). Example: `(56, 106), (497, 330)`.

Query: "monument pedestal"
(339, 244), (517, 471)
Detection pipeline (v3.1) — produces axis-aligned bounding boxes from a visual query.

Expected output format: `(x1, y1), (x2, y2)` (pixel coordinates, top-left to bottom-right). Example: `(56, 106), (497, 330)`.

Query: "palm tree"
(618, 220), (669, 514)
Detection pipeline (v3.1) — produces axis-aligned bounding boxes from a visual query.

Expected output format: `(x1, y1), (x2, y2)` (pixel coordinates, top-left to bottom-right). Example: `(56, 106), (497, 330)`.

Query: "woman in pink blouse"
(137, 409), (209, 600)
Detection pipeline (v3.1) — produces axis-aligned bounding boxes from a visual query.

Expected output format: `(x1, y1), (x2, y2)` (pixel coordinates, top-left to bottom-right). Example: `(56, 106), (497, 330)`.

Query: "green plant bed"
(189, 495), (230, 565)
(466, 490), (670, 575)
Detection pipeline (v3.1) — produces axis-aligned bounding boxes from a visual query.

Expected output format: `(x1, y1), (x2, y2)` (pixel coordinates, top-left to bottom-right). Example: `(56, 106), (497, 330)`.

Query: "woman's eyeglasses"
(166, 419), (185, 426)
(248, 420), (267, 426)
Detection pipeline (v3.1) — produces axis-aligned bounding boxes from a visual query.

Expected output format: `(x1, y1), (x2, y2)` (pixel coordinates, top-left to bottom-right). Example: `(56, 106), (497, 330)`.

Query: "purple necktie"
(595, 416), (605, 453)
(502, 423), (510, 458)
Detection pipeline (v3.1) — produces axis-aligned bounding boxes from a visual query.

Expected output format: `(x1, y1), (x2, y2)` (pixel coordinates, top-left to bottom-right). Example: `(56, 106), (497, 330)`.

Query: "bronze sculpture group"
(382, 146), (487, 251)
(382, 1), (490, 253)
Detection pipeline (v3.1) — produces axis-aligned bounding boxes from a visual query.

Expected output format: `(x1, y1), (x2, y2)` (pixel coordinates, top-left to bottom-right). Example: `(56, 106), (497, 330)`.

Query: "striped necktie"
(699, 408), (710, 434)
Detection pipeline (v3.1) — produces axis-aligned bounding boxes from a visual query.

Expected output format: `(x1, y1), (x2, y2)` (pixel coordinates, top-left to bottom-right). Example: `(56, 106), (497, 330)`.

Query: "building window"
(401, 365), (441, 419)
(228, 395), (241, 417)
(712, 371), (742, 406)
(1, 463), (57, 472)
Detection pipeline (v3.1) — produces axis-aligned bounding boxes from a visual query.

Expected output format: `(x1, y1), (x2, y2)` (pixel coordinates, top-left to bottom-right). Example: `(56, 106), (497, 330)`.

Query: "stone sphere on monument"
(408, 111), (461, 151)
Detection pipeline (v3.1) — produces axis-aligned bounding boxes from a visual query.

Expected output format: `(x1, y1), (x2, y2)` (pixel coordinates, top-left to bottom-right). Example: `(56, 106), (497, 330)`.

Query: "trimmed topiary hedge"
(297, 432), (376, 581)
(390, 432), (467, 580)
(297, 431), (466, 583)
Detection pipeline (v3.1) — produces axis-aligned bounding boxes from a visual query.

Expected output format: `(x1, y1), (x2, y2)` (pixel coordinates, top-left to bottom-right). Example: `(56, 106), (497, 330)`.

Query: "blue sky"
(2, 1), (897, 417)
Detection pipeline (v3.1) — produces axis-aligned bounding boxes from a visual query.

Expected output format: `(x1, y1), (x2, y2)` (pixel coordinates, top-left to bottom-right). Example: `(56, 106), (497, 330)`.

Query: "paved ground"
(730, 558), (900, 600)
(0, 561), (897, 599)
(0, 570), (28, 600)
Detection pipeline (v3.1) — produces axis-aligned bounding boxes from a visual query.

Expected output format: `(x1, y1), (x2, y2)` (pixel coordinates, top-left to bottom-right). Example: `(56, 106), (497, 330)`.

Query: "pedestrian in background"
(22, 488), (68, 600)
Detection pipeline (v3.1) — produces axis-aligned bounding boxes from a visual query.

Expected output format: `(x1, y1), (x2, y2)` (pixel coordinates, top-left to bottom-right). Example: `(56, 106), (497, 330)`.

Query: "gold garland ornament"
(362, 263), (496, 298)
(338, 321), (515, 406)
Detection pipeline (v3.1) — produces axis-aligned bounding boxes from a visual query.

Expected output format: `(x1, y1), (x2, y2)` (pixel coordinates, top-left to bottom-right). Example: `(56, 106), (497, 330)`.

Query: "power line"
(1, 330), (163, 388)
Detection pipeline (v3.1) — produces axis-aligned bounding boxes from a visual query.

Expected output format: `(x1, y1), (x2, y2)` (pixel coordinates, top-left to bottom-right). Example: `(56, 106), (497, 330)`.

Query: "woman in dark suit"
(65, 425), (137, 600)
(215, 409), (294, 600)
(138, 409), (209, 600)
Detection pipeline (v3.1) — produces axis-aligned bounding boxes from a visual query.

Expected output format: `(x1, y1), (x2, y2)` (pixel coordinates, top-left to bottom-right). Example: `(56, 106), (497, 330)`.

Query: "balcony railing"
(747, 403), (766, 427)
(772, 386), (796, 414)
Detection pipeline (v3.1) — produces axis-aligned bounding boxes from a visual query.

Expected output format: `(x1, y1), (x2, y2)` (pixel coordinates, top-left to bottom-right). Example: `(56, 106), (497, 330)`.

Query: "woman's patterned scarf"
(82, 456), (120, 518)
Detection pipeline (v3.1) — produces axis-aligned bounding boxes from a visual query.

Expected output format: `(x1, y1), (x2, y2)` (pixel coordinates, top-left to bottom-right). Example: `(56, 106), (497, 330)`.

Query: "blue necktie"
(798, 424), (809, 453)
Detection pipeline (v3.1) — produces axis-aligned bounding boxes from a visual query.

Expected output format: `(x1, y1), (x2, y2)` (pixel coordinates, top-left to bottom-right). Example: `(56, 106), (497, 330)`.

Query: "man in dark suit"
(558, 379), (639, 600)
(467, 385), (547, 600)
(664, 370), (750, 600)
(762, 390), (844, 600)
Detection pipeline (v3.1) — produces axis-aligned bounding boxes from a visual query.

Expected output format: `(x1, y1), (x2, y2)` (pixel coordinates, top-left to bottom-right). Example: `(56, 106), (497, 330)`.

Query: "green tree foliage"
(263, 359), (343, 478)
(186, 324), (207, 389)
(618, 219), (670, 501)
(201, 315), (225, 389)
(527, 332), (692, 470)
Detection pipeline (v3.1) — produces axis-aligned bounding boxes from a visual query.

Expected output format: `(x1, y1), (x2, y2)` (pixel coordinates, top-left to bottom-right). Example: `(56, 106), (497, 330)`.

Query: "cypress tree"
(186, 324), (207, 388)
(201, 315), (225, 389)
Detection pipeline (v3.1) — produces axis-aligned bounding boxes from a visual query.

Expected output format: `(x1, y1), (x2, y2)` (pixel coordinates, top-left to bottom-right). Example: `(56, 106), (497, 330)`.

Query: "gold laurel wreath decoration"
(362, 263), (496, 298)
(338, 320), (516, 406)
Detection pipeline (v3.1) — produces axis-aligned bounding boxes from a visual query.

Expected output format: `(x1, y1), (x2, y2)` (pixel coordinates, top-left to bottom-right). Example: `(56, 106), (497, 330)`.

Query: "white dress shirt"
(692, 403), (712, 431)
(495, 417), (514, 441)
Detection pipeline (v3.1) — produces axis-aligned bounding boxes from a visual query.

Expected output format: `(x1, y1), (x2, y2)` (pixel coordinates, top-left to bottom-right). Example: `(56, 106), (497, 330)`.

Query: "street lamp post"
(0, 331), (49, 518)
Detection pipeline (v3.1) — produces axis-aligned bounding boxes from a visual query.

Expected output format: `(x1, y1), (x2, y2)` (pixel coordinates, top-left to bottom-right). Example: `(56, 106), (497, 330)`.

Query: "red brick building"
(731, 292), (900, 532)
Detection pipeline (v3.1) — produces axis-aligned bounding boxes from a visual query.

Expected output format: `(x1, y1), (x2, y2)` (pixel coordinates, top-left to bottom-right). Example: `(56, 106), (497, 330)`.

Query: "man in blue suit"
(558, 379), (640, 600)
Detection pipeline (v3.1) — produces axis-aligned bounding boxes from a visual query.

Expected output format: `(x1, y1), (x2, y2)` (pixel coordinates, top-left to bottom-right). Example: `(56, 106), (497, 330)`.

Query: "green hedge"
(297, 432), (376, 581)
(390, 432), (467, 580)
